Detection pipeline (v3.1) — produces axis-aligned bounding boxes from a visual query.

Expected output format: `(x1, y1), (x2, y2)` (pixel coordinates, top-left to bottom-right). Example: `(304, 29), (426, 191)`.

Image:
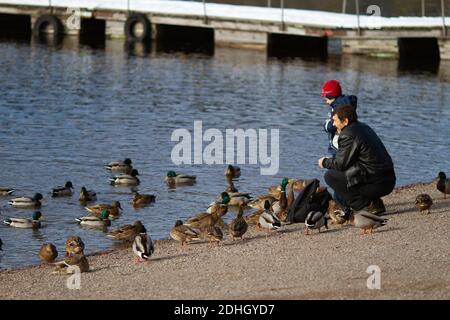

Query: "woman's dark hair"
(332, 104), (358, 124)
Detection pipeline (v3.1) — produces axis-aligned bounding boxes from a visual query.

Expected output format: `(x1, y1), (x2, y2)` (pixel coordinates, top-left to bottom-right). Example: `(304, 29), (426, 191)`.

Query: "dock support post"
(105, 20), (126, 39)
(441, 0), (447, 37)
(439, 38), (450, 60)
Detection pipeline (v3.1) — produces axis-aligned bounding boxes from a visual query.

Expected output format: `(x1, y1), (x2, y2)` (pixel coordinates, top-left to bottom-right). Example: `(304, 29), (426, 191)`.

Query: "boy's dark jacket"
(324, 95), (358, 154)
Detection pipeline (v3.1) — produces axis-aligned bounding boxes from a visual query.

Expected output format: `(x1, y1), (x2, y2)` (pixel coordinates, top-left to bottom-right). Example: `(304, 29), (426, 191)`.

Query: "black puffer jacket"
(322, 121), (395, 187)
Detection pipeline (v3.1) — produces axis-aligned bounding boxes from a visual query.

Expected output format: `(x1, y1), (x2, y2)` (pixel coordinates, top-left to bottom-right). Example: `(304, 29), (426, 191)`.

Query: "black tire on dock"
(33, 15), (63, 36)
(124, 13), (151, 41)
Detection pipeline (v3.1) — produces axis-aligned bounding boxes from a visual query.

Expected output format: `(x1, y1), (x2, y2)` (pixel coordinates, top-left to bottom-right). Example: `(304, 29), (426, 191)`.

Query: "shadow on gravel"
(150, 253), (191, 262)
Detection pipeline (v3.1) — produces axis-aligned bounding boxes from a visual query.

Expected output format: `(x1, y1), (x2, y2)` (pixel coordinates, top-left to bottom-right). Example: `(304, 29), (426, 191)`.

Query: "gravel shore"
(0, 181), (449, 300)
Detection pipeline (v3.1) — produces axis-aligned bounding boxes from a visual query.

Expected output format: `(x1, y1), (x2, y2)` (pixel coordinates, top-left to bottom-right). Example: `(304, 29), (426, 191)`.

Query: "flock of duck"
(0, 160), (449, 273)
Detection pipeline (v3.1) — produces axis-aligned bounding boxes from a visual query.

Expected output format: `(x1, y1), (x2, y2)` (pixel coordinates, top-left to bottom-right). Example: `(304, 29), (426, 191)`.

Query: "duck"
(205, 203), (228, 218)
(85, 201), (122, 219)
(109, 169), (140, 186)
(436, 172), (450, 199)
(170, 220), (201, 247)
(248, 195), (277, 210)
(3, 211), (42, 229)
(350, 210), (388, 235)
(107, 220), (143, 242)
(165, 171), (196, 187)
(105, 158), (133, 174)
(268, 179), (305, 200)
(227, 191), (252, 206)
(277, 178), (290, 212)
(225, 181), (239, 193)
(188, 193), (230, 230)
(54, 253), (90, 274)
(258, 200), (281, 234)
(206, 192), (231, 215)
(65, 236), (85, 257)
(39, 243), (58, 263)
(76, 210), (112, 227)
(186, 211), (227, 229)
(245, 208), (264, 225)
(132, 226), (154, 262)
(224, 165), (241, 179)
(229, 201), (248, 240)
(185, 210), (222, 231)
(327, 199), (347, 225)
(415, 194), (433, 214)
(52, 181), (73, 197)
(275, 178), (294, 222)
(205, 225), (223, 246)
(8, 193), (43, 209)
(132, 192), (156, 208)
(304, 211), (328, 235)
(0, 187), (14, 196)
(78, 187), (97, 203)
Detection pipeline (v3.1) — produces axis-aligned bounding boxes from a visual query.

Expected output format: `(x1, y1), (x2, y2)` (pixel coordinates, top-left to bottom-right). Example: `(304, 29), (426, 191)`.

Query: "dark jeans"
(324, 169), (396, 210)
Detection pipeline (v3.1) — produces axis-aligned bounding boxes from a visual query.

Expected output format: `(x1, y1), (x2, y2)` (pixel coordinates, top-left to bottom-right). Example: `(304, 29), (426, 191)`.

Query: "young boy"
(321, 80), (358, 157)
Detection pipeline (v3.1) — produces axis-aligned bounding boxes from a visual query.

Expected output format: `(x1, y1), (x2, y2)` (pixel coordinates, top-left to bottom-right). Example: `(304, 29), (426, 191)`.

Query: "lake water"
(0, 36), (449, 269)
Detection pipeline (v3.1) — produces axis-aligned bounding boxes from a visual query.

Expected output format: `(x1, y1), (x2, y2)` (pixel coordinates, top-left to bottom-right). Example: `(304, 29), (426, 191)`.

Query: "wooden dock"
(0, 0), (449, 59)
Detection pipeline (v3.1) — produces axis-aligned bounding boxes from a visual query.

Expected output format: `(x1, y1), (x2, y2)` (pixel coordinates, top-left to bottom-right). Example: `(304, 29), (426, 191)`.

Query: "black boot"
(364, 198), (386, 215)
(343, 207), (352, 221)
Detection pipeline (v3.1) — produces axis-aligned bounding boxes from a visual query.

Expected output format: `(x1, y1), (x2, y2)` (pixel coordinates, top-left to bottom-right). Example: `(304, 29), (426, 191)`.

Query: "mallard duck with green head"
(275, 178), (294, 222)
(107, 220), (144, 242)
(165, 171), (196, 187)
(85, 201), (122, 219)
(206, 192), (231, 216)
(76, 209), (112, 227)
(0, 187), (14, 196)
(415, 194), (433, 214)
(39, 243), (58, 264)
(8, 193), (43, 209)
(105, 158), (133, 174)
(268, 179), (305, 200)
(109, 169), (140, 186)
(170, 220), (201, 247)
(132, 192), (156, 208)
(79, 187), (97, 203)
(437, 172), (450, 199)
(3, 211), (42, 229)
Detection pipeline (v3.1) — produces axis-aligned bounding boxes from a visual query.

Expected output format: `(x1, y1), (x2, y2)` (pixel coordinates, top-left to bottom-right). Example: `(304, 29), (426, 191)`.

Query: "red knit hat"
(321, 80), (342, 98)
